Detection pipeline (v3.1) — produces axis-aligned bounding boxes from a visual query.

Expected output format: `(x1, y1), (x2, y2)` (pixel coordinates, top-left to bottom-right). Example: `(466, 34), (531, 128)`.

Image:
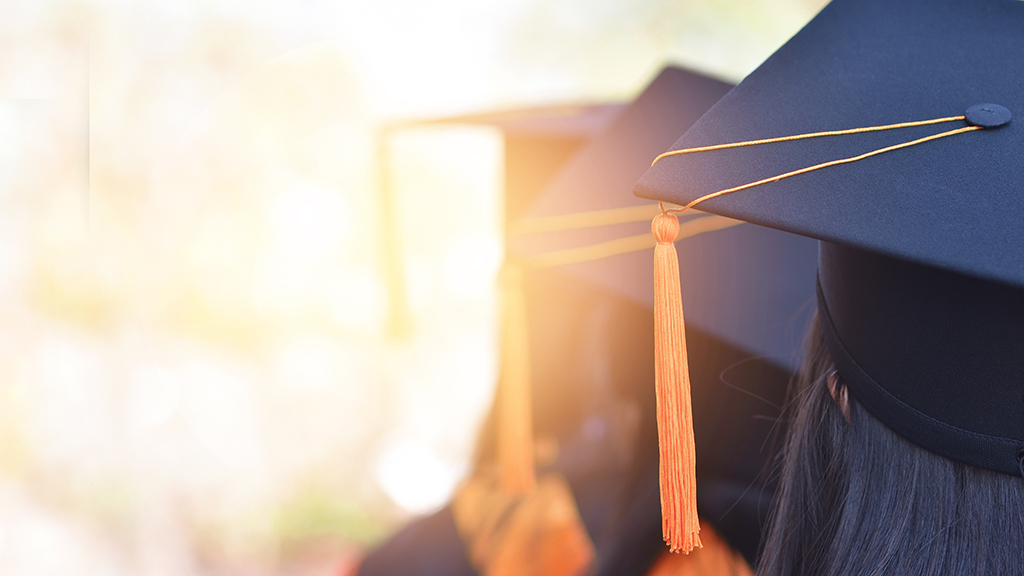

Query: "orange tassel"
(497, 263), (537, 494)
(652, 213), (701, 553)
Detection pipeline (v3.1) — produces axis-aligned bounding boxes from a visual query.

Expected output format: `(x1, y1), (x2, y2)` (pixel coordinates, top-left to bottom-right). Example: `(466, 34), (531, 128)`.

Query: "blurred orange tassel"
(497, 263), (536, 494)
(450, 264), (594, 576)
(453, 474), (594, 576)
(652, 213), (701, 553)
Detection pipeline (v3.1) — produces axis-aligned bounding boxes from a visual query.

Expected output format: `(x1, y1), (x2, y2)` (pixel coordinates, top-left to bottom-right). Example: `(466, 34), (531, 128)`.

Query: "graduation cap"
(633, 0), (1024, 553)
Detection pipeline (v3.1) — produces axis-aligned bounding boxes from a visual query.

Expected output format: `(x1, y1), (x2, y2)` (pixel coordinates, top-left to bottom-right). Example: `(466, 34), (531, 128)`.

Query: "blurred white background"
(0, 0), (825, 574)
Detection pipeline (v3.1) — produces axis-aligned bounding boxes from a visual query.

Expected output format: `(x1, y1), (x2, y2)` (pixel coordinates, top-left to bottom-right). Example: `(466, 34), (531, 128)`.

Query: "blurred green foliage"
(274, 489), (388, 557)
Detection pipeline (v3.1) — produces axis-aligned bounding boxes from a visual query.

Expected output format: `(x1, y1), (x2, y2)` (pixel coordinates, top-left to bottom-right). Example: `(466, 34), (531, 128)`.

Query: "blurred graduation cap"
(634, 0), (1024, 542)
(362, 101), (621, 576)
(509, 65), (819, 567)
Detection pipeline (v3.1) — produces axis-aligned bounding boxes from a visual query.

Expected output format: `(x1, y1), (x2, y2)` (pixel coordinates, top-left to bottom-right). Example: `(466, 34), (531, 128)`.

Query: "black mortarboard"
(635, 0), (1024, 481)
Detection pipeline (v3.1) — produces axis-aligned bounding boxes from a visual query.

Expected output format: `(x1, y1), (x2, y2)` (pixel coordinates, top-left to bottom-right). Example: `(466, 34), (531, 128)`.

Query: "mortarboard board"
(633, 0), (1024, 553)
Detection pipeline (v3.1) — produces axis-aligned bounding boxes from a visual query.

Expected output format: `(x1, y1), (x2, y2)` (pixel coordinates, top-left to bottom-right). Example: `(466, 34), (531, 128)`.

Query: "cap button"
(965, 103), (1011, 128)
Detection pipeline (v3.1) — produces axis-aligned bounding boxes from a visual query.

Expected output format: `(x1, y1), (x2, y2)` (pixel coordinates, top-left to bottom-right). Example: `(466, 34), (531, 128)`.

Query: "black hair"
(756, 313), (1024, 576)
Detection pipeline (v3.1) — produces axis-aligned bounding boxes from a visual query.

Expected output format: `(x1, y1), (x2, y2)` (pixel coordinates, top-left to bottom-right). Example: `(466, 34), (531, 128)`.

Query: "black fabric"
(817, 243), (1024, 476)
(635, 0), (1024, 289)
(685, 324), (792, 566)
(698, 480), (774, 564)
(591, 460), (665, 576)
(357, 506), (476, 576)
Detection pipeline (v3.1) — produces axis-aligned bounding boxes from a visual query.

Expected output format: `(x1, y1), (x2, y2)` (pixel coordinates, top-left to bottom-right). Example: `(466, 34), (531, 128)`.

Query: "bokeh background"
(0, 1), (826, 574)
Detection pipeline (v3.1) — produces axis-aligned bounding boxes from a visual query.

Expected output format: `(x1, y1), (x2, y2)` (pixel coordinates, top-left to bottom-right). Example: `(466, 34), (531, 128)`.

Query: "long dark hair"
(757, 313), (1024, 576)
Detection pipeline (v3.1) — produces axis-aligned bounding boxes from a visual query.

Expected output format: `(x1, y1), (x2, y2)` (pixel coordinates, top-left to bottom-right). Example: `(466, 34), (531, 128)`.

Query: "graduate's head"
(758, 309), (1024, 576)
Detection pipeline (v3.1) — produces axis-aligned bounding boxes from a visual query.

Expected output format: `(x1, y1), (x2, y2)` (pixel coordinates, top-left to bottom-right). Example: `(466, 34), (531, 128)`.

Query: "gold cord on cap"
(652, 115), (980, 214)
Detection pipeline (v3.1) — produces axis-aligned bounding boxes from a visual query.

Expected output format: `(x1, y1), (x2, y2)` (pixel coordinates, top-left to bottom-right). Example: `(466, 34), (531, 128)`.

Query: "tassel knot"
(652, 213), (681, 244)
